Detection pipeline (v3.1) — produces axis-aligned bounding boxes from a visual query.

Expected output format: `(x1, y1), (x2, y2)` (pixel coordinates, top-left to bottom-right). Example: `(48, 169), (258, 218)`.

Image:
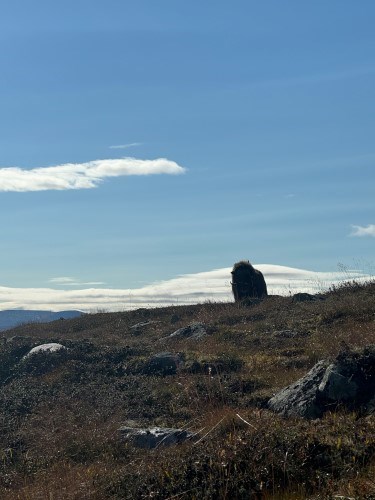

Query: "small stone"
(168, 322), (208, 340)
(118, 426), (195, 449)
(292, 293), (317, 302)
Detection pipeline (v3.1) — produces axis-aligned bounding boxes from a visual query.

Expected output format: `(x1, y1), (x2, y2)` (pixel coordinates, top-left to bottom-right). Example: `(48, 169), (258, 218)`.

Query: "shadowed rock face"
(268, 346), (375, 419)
(143, 352), (183, 376)
(267, 361), (330, 419)
(231, 261), (268, 302)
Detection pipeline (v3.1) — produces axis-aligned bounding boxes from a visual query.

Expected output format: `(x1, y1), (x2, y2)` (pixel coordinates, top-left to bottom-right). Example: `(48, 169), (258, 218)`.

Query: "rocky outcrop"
(268, 346), (375, 418)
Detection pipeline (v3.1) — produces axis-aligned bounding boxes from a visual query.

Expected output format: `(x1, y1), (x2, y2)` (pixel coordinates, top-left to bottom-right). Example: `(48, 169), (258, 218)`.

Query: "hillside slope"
(0, 281), (374, 499)
(0, 309), (82, 331)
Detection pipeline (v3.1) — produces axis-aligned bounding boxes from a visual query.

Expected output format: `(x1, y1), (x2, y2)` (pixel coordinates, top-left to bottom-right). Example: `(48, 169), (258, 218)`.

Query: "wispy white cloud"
(109, 143), (142, 149)
(0, 157), (186, 192)
(350, 224), (375, 237)
(49, 277), (77, 284)
(0, 265), (371, 312)
(48, 277), (106, 286)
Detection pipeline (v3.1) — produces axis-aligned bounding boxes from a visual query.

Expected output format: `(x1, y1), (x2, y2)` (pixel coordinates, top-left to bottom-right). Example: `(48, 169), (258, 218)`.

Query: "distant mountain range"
(0, 310), (82, 331)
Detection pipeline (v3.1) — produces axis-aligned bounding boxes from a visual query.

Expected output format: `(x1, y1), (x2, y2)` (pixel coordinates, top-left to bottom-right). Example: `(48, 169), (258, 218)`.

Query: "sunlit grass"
(0, 278), (374, 498)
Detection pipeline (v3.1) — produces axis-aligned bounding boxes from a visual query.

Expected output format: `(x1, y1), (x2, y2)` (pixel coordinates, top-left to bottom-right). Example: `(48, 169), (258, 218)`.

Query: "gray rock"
(268, 360), (329, 419)
(119, 426), (195, 449)
(7, 336), (31, 343)
(130, 321), (156, 330)
(143, 352), (183, 375)
(318, 364), (358, 402)
(130, 321), (158, 335)
(23, 343), (67, 359)
(168, 322), (208, 340)
(268, 345), (375, 419)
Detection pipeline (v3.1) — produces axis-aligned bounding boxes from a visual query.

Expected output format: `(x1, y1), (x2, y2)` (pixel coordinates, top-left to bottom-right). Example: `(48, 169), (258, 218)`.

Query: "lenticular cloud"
(0, 158), (186, 192)
(0, 264), (371, 312)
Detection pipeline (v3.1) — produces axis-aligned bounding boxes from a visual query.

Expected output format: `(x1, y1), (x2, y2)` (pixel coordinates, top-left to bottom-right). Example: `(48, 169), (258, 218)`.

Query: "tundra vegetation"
(0, 279), (374, 499)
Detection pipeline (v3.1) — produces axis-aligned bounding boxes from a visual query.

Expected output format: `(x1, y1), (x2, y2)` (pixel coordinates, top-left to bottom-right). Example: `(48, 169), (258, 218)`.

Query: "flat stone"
(130, 321), (157, 330)
(119, 426), (195, 449)
(168, 322), (208, 340)
(23, 343), (67, 359)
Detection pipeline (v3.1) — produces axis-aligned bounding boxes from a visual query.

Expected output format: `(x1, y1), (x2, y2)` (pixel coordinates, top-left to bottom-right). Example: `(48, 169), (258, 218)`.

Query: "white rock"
(24, 343), (66, 358)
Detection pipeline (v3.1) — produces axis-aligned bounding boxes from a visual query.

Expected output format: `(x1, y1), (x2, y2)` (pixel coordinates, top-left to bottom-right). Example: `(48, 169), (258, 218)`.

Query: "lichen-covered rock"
(119, 426), (195, 449)
(23, 343), (67, 359)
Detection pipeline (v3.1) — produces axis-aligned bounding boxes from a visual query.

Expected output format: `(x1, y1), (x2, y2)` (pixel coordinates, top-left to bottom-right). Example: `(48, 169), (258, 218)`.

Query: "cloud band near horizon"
(0, 265), (371, 313)
(0, 157), (186, 192)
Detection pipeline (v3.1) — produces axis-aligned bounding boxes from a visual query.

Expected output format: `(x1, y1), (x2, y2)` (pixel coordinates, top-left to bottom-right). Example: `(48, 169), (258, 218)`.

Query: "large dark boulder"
(267, 360), (330, 419)
(231, 261), (267, 302)
(268, 346), (375, 419)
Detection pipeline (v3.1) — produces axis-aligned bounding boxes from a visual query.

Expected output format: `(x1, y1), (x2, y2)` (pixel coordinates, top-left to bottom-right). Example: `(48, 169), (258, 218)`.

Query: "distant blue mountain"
(0, 310), (83, 331)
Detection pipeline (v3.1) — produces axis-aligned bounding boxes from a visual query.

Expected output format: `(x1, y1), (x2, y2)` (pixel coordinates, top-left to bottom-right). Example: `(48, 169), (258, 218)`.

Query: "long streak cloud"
(0, 265), (371, 312)
(0, 158), (186, 192)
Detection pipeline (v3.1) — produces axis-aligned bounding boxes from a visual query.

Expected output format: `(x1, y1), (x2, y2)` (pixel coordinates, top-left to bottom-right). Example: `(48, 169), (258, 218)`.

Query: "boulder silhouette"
(231, 261), (267, 302)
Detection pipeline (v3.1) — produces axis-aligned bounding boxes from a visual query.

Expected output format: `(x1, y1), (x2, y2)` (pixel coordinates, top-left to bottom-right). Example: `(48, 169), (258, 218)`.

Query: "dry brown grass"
(0, 280), (374, 498)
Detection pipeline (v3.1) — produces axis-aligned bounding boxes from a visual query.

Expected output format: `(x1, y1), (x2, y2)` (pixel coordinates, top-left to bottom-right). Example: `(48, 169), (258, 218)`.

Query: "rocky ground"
(0, 280), (374, 499)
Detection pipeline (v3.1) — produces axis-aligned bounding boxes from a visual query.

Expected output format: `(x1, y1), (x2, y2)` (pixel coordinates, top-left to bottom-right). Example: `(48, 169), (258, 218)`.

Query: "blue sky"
(0, 1), (374, 308)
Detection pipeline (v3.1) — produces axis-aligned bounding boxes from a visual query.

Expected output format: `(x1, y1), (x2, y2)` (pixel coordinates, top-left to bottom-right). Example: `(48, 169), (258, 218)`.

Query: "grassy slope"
(0, 281), (374, 499)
